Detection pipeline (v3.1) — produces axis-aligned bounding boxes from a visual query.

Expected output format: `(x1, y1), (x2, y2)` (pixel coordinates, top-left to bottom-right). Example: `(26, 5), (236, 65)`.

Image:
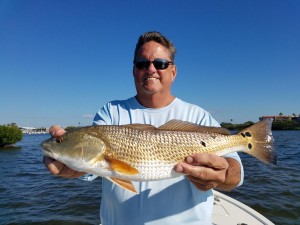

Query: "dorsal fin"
(158, 119), (231, 135)
(121, 120), (231, 135)
(122, 124), (156, 131)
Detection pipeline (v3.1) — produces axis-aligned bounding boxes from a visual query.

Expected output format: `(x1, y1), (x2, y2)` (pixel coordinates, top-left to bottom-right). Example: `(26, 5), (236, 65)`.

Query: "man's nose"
(146, 62), (157, 73)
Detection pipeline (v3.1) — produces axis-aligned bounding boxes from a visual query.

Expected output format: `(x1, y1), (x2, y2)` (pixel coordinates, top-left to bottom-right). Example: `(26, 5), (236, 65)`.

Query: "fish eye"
(56, 137), (63, 143)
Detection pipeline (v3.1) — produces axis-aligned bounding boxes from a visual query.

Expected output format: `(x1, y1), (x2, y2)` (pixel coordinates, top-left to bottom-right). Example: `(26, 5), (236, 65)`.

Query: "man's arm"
(174, 153), (241, 192)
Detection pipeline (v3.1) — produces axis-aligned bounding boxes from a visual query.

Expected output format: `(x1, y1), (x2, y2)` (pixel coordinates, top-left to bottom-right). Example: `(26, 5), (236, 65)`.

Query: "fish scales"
(95, 125), (246, 164)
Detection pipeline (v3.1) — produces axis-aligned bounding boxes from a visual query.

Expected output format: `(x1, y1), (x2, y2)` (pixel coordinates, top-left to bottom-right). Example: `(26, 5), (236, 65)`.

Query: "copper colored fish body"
(42, 119), (276, 193)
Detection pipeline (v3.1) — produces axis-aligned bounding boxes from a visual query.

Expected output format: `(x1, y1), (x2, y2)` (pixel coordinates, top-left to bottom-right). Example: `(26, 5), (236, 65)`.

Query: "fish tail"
(238, 119), (277, 165)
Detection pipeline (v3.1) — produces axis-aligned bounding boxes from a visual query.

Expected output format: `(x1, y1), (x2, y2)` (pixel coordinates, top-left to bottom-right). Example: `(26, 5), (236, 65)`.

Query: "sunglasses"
(134, 58), (174, 70)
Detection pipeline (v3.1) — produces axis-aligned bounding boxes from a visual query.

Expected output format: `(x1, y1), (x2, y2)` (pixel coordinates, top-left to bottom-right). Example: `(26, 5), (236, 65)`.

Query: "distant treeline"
(221, 120), (300, 130)
(65, 126), (78, 132)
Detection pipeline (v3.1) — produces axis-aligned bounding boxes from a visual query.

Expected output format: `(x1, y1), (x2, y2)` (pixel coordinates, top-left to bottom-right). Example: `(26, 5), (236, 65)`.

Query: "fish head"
(41, 129), (106, 170)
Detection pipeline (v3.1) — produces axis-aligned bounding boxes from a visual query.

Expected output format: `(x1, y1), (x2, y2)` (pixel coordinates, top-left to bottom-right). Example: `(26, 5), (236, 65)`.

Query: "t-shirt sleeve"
(93, 102), (113, 125)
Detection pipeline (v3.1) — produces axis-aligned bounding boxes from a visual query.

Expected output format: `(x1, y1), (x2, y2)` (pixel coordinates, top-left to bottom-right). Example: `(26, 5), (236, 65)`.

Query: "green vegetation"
(65, 126), (79, 132)
(221, 121), (255, 130)
(272, 120), (300, 130)
(0, 124), (23, 147)
(221, 120), (300, 130)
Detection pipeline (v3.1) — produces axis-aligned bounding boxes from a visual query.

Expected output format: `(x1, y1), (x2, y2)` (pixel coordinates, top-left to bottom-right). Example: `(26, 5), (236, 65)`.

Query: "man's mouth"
(144, 77), (159, 81)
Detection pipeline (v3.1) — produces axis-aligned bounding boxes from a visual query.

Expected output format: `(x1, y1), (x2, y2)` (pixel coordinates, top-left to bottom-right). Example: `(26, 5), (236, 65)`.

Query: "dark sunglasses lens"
(135, 61), (150, 69)
(153, 60), (168, 70)
(135, 59), (171, 70)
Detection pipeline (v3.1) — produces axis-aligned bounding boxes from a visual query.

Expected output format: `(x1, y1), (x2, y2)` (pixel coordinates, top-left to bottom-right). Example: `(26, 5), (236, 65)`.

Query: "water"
(0, 131), (299, 225)
(226, 131), (300, 225)
(0, 134), (102, 225)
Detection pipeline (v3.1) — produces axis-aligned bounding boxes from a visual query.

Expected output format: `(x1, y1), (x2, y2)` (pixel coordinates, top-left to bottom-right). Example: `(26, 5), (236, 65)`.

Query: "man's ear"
(171, 64), (177, 82)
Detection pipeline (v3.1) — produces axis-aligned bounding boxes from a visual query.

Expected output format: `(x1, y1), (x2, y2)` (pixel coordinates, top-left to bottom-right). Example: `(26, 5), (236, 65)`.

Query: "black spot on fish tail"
(201, 141), (206, 147)
(245, 132), (252, 137)
(239, 119), (276, 165)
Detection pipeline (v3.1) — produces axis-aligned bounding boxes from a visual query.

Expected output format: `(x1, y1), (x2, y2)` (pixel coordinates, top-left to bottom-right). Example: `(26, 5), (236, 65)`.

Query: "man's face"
(133, 41), (176, 97)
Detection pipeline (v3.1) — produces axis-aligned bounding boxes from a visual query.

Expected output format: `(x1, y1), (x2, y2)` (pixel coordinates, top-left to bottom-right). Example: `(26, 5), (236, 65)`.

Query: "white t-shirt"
(93, 97), (244, 225)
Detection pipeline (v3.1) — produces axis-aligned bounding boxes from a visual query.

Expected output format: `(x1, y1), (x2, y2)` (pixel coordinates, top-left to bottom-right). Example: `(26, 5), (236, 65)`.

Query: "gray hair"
(134, 31), (176, 62)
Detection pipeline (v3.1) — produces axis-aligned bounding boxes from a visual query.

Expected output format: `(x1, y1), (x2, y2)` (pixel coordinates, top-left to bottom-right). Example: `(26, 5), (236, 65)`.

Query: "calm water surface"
(0, 131), (299, 225)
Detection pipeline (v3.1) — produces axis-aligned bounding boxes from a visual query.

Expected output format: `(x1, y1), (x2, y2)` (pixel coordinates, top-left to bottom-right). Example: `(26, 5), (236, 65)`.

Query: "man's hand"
(174, 153), (241, 191)
(43, 125), (85, 178)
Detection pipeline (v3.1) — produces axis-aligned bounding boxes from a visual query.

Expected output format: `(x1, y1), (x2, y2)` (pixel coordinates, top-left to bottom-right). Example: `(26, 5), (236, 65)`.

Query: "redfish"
(42, 119), (276, 193)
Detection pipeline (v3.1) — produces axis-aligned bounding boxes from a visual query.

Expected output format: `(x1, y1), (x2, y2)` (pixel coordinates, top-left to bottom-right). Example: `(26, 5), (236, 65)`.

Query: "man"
(44, 31), (243, 225)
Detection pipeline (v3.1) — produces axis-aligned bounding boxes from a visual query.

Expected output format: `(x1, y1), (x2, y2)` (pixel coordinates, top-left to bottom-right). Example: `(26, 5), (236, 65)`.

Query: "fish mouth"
(41, 148), (58, 160)
(41, 139), (58, 159)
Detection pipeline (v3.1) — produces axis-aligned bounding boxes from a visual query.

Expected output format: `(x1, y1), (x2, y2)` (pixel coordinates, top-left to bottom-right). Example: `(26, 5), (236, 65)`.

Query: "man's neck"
(135, 94), (175, 108)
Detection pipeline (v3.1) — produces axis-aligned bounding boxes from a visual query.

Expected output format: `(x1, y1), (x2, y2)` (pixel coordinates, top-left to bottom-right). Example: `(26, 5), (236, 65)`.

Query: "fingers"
(186, 153), (229, 169)
(43, 156), (65, 175)
(49, 125), (66, 137)
(174, 153), (229, 191)
(175, 153), (228, 173)
(187, 175), (215, 191)
(43, 156), (85, 178)
(58, 166), (86, 178)
(175, 161), (225, 183)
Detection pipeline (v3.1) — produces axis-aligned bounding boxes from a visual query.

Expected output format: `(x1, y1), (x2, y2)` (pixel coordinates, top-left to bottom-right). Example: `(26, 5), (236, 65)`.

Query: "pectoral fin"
(107, 177), (138, 193)
(104, 156), (139, 175)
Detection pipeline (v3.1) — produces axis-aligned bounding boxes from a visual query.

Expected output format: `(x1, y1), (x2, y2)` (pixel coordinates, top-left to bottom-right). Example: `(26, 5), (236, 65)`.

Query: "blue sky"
(1, 0), (299, 128)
